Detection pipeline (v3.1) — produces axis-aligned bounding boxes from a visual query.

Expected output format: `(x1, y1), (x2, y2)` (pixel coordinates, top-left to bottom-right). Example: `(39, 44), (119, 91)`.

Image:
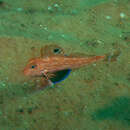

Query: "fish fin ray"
(40, 44), (65, 58)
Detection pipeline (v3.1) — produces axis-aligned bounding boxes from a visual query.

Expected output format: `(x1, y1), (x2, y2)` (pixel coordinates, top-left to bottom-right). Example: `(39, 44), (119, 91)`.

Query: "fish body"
(23, 55), (105, 77)
(23, 44), (121, 88)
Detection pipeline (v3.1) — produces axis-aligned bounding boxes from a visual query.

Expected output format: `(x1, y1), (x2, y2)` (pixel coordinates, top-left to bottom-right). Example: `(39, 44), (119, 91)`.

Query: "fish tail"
(104, 50), (121, 62)
(77, 55), (105, 66)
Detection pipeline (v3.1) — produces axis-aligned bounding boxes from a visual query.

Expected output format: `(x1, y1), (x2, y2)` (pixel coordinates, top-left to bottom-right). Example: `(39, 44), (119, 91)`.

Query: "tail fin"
(104, 50), (121, 62)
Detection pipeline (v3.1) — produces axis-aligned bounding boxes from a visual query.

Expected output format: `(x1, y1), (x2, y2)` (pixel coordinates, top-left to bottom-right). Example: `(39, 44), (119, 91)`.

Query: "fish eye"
(31, 65), (37, 69)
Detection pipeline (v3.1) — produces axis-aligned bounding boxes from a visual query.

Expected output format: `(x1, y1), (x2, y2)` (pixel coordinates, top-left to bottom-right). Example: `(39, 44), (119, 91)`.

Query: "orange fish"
(23, 44), (120, 88)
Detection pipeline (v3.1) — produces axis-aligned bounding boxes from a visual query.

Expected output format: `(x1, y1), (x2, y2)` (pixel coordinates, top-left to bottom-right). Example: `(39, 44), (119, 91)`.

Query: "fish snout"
(23, 68), (30, 76)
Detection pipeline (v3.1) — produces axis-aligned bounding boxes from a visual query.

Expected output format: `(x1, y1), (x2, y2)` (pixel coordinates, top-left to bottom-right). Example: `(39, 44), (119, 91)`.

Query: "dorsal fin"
(40, 44), (65, 58)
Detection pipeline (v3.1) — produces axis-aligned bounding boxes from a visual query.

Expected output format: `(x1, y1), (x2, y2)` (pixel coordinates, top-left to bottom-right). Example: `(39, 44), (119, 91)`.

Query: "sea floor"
(0, 0), (130, 130)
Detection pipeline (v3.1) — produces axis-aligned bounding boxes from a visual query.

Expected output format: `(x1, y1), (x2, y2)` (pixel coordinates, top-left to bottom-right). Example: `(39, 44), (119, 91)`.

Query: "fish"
(23, 44), (121, 88)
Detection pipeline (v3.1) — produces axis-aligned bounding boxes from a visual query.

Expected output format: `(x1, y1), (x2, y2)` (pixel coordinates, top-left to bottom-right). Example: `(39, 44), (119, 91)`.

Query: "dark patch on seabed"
(92, 96), (130, 126)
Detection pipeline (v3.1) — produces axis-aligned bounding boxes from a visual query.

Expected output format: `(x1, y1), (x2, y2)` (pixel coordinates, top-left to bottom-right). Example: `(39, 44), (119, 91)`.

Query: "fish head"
(23, 58), (44, 77)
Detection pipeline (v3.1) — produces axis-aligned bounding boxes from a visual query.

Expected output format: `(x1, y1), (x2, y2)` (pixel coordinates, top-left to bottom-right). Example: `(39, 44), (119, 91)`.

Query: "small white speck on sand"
(48, 6), (53, 11)
(120, 12), (126, 18)
(53, 3), (59, 8)
(16, 8), (23, 12)
(105, 15), (112, 20)
(92, 63), (96, 67)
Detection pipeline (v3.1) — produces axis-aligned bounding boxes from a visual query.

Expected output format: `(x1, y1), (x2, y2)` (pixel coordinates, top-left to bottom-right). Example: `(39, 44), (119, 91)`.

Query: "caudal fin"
(104, 50), (121, 62)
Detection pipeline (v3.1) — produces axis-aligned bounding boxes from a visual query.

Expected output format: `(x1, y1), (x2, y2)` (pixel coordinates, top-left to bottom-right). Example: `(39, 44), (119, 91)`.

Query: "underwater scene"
(0, 0), (130, 130)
